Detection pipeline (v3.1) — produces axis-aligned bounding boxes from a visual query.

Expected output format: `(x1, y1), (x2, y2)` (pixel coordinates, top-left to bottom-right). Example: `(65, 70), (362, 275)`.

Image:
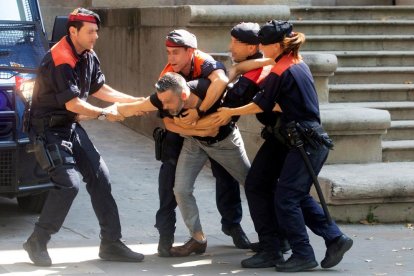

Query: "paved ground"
(1, 120), (414, 276)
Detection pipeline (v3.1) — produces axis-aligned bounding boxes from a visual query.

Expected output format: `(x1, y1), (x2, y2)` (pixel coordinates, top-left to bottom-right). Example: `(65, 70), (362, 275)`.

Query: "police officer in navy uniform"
(214, 20), (353, 272)
(23, 8), (144, 267)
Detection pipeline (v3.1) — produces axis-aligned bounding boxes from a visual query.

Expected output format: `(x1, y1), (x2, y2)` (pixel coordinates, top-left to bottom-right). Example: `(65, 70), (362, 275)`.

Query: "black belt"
(31, 115), (76, 132)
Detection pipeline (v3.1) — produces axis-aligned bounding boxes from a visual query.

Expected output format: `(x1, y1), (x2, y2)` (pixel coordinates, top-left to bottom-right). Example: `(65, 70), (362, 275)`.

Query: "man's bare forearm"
(117, 97), (157, 117)
(93, 84), (143, 103)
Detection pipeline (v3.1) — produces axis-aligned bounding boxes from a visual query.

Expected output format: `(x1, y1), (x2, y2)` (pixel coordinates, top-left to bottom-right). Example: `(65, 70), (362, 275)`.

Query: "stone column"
(303, 53), (337, 104)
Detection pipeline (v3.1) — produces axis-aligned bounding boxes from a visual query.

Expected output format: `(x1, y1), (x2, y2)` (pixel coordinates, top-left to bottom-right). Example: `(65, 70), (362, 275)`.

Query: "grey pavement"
(0, 120), (414, 276)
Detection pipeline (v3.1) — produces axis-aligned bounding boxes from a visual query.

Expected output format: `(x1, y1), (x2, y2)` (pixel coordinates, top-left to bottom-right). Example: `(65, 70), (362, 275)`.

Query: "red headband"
(68, 13), (97, 24)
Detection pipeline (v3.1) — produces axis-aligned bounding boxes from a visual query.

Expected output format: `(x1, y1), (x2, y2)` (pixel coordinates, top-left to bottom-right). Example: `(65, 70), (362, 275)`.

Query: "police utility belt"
(31, 114), (76, 133)
(28, 114), (76, 172)
(263, 121), (334, 150)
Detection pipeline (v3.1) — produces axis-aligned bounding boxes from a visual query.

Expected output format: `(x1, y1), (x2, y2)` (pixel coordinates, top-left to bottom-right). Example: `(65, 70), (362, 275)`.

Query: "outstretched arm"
(92, 84), (144, 103)
(210, 102), (282, 126)
(117, 97), (158, 117)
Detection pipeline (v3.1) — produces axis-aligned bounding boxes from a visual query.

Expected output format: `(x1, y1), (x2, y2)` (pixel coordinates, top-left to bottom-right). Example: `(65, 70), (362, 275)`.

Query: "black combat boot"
(222, 224), (251, 249)
(241, 251), (284, 268)
(321, 234), (353, 268)
(23, 235), (52, 267)
(99, 239), (144, 262)
(275, 255), (318, 272)
(158, 235), (174, 257)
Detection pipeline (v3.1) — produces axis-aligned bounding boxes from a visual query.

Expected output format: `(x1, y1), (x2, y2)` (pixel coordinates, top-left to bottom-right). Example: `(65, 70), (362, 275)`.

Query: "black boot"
(275, 255), (318, 272)
(321, 234), (353, 268)
(158, 235), (174, 257)
(222, 224), (251, 249)
(241, 251), (284, 268)
(249, 241), (262, 252)
(23, 235), (52, 267)
(99, 239), (144, 262)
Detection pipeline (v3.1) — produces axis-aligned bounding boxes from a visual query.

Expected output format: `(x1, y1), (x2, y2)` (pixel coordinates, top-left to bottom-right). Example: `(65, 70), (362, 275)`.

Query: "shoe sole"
(99, 253), (144, 262)
(276, 260), (318, 272)
(23, 242), (52, 267)
(321, 239), (353, 269)
(169, 249), (206, 257)
(241, 260), (277, 268)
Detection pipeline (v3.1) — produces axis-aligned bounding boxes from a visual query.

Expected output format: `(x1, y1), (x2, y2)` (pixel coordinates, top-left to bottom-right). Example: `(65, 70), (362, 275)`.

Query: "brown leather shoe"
(170, 238), (207, 257)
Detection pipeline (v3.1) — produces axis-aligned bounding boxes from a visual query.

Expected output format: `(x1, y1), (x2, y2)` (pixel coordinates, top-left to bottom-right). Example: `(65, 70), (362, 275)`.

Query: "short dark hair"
(155, 72), (188, 96)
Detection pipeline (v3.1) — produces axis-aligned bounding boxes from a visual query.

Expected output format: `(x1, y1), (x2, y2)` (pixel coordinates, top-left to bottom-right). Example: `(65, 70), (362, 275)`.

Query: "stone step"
(303, 35), (414, 51)
(328, 102), (414, 120)
(317, 162), (414, 222)
(303, 51), (414, 67)
(329, 84), (414, 102)
(291, 6), (414, 20)
(293, 20), (414, 35)
(330, 67), (414, 85)
(331, 67), (414, 85)
(384, 120), (414, 141)
(382, 140), (414, 162)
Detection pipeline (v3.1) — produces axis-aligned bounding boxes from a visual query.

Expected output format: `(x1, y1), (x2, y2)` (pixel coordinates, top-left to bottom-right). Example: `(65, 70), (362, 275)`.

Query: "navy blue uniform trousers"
(155, 130), (242, 236)
(33, 123), (122, 242)
(246, 134), (343, 260)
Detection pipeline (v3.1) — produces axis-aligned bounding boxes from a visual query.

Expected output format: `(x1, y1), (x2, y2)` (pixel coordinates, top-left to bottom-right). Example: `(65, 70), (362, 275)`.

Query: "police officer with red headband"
(23, 8), (144, 266)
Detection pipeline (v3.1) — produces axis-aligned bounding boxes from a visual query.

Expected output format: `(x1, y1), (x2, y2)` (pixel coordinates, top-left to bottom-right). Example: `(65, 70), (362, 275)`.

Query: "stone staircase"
(291, 6), (414, 162)
(289, 6), (414, 222)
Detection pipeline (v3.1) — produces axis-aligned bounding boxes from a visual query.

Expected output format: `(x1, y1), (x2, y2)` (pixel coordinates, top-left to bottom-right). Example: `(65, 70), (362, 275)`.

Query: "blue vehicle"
(0, 0), (66, 212)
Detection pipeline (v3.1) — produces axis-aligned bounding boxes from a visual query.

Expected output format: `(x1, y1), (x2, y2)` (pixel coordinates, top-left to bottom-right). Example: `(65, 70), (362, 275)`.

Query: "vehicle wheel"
(17, 191), (49, 213)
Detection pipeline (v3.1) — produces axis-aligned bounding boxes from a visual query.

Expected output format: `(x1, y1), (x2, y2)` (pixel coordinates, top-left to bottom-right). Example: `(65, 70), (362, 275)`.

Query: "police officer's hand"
(211, 107), (232, 126)
(106, 104), (125, 122)
(180, 109), (199, 125)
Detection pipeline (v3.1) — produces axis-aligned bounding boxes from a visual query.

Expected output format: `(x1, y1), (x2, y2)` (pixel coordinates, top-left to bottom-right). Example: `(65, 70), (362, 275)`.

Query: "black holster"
(26, 137), (63, 172)
(286, 121), (334, 150)
(153, 127), (166, 161)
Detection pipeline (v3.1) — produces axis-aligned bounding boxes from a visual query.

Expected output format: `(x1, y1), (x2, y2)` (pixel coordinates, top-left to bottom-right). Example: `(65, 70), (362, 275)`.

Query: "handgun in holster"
(26, 137), (63, 172)
(153, 127), (166, 161)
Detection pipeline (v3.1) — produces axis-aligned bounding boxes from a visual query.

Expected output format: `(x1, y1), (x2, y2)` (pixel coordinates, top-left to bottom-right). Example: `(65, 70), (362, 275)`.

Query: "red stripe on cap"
(68, 13), (97, 24)
(165, 39), (183, 47)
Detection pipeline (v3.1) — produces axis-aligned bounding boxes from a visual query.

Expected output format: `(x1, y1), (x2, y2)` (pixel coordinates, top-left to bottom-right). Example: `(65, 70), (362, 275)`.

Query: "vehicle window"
(0, 0), (33, 21)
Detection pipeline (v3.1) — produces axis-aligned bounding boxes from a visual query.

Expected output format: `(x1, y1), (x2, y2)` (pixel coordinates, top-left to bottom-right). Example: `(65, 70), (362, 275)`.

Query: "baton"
(286, 122), (332, 224)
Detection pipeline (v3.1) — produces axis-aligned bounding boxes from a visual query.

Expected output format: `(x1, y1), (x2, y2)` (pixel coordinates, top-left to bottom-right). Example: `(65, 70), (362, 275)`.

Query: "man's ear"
(181, 91), (188, 101)
(69, 26), (77, 37)
(186, 48), (195, 55)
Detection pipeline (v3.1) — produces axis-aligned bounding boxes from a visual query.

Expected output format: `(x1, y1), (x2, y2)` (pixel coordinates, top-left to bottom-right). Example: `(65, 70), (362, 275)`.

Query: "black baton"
(286, 122), (332, 224)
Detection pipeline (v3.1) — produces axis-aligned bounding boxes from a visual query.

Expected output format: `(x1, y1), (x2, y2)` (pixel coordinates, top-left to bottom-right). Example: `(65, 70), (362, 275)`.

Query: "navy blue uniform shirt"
(253, 53), (320, 125)
(31, 36), (105, 119)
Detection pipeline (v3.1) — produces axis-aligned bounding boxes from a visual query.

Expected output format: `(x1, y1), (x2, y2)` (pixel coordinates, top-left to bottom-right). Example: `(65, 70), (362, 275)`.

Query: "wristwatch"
(196, 106), (206, 118)
(98, 109), (107, 120)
